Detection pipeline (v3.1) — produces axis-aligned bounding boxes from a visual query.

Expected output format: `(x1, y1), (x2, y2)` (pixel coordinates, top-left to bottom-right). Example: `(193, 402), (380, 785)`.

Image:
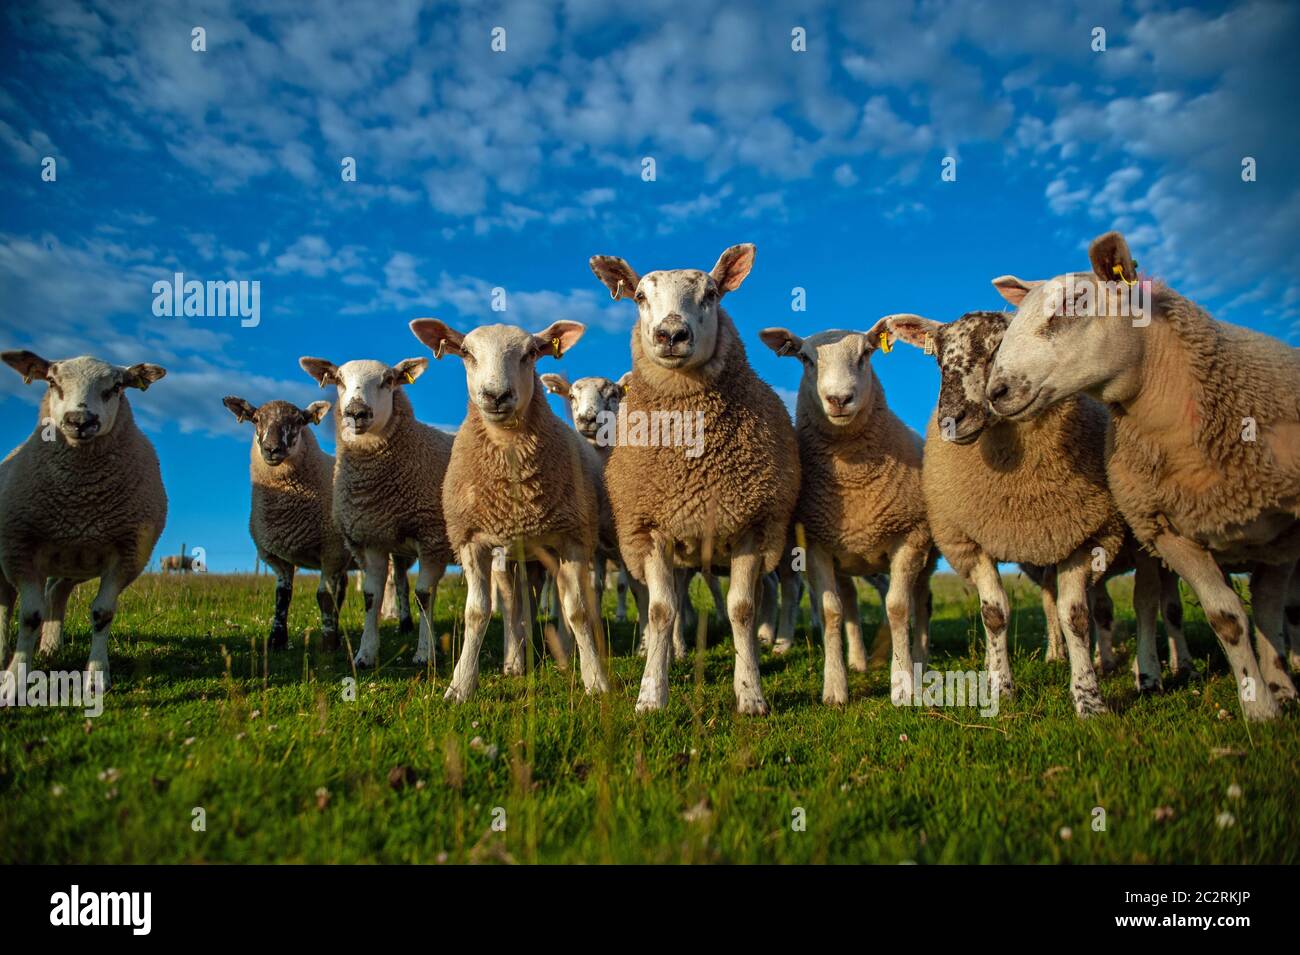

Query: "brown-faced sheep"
(760, 323), (936, 705)
(0, 351), (167, 688)
(298, 356), (454, 669)
(590, 243), (799, 714)
(409, 317), (611, 701)
(222, 396), (352, 650)
(988, 230), (1300, 720)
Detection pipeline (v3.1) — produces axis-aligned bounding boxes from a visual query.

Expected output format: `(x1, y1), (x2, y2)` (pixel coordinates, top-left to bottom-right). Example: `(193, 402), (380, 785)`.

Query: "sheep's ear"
(388, 358), (428, 386)
(300, 357), (341, 386)
(759, 327), (802, 359)
(2, 350), (52, 385)
(991, 275), (1039, 307)
(540, 373), (570, 397)
(589, 256), (640, 300)
(304, 401), (331, 425)
(1089, 230), (1137, 284)
(222, 396), (258, 424)
(711, 243), (756, 295)
(533, 320), (585, 359)
(122, 363), (166, 390)
(409, 319), (465, 359)
(883, 314), (943, 352)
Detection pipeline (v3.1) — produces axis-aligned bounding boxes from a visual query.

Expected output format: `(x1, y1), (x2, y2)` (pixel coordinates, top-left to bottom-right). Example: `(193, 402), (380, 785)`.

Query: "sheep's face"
(886, 312), (1008, 444)
(542, 374), (624, 441)
(222, 397), (330, 466)
(1, 351), (165, 445)
(408, 319), (587, 429)
(759, 328), (880, 428)
(298, 357), (427, 440)
(590, 244), (755, 372)
(988, 230), (1146, 419)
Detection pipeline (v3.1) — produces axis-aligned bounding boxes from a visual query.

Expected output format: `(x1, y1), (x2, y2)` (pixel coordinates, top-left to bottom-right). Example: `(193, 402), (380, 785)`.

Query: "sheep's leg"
(809, 546), (847, 705)
(392, 556), (414, 634)
(705, 572), (727, 624)
(835, 573), (866, 673)
(727, 535), (769, 715)
(1155, 534), (1279, 721)
(1132, 549), (1163, 693)
(673, 568), (693, 661)
(557, 551), (610, 694)
(868, 575), (892, 667)
(636, 540), (677, 712)
(1056, 551), (1106, 717)
(0, 574), (14, 668)
(629, 576), (649, 656)
(1090, 583), (1118, 674)
(40, 577), (77, 655)
(379, 557), (398, 622)
(755, 572), (779, 651)
(969, 554), (1014, 698)
(1250, 562), (1298, 702)
(354, 549), (388, 668)
(3, 577), (45, 690)
(1040, 567), (1066, 661)
(1285, 562), (1300, 672)
(86, 572), (126, 690)
(495, 564), (527, 676)
(911, 568), (932, 667)
(412, 560), (445, 667)
(266, 558), (294, 651)
(1160, 570), (1195, 680)
(317, 571), (346, 652)
(773, 565), (799, 654)
(616, 568), (631, 623)
(885, 544), (926, 706)
(446, 545), (492, 702)
(809, 573), (824, 633)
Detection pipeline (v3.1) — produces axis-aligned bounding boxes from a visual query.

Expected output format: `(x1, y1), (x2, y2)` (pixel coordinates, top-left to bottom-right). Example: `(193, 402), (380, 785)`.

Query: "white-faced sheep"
(222, 396), (353, 650)
(987, 230), (1300, 720)
(298, 356), (454, 669)
(590, 243), (799, 714)
(760, 324), (936, 705)
(0, 351), (167, 688)
(409, 318), (611, 702)
(885, 310), (1137, 715)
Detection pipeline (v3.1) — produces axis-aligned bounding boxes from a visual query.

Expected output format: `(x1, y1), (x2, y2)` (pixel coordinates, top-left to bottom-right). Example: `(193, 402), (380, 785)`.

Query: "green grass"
(2, 571), (1296, 864)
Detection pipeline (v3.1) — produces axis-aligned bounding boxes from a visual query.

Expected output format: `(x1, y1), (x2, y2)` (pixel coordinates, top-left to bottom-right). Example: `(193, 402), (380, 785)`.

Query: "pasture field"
(2, 571), (1297, 865)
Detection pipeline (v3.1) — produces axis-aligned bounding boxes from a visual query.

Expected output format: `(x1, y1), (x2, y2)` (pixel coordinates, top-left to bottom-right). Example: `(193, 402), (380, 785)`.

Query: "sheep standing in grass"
(409, 318), (611, 702)
(760, 324), (936, 705)
(590, 244), (799, 714)
(222, 396), (352, 650)
(987, 230), (1300, 720)
(0, 351), (167, 688)
(298, 356), (453, 669)
(885, 311), (1135, 714)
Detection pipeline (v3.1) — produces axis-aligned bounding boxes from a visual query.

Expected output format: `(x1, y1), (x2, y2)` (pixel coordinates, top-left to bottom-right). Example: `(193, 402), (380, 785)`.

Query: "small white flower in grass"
(1216, 708), (1230, 721)
(1216, 811), (1236, 829)
(183, 737), (196, 747)
(1059, 826), (1073, 841)
(98, 768), (121, 783)
(105, 787), (118, 800)
(1152, 806), (1175, 822)
(250, 709), (261, 720)
(51, 784), (65, 797)
(234, 732), (246, 741)
(899, 733), (909, 742)
(315, 786), (331, 811)
(1227, 783), (1243, 800)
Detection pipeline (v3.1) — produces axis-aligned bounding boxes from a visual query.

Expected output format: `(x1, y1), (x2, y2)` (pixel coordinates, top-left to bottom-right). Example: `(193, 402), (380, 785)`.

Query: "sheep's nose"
(987, 376), (1010, 404)
(481, 387), (514, 410)
(63, 410), (100, 437)
(824, 393), (855, 413)
(654, 320), (692, 348)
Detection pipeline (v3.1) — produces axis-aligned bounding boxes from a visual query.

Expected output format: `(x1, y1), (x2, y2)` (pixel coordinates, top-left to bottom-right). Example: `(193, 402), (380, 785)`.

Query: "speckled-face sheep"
(760, 323), (936, 705)
(0, 351), (167, 688)
(298, 356), (454, 669)
(884, 311), (1138, 715)
(222, 396), (352, 651)
(590, 243), (799, 714)
(987, 230), (1300, 720)
(409, 317), (611, 702)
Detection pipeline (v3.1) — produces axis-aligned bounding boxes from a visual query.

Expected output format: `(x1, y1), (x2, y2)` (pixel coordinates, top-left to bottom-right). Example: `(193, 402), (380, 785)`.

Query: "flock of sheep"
(1, 230), (1298, 722)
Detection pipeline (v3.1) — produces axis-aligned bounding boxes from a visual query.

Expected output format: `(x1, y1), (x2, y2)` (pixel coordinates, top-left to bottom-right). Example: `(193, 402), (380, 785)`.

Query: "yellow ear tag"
(404, 372), (414, 385)
(879, 331), (892, 353)
(1111, 263), (1137, 287)
(923, 333), (935, 356)
(551, 337), (562, 358)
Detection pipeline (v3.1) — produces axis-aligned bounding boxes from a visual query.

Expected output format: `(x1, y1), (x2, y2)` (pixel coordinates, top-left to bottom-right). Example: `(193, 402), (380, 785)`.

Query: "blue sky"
(2, 0), (1297, 571)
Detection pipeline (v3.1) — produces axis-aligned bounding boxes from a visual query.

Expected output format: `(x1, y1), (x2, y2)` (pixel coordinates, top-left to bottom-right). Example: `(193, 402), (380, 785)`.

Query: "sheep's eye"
(634, 290), (646, 304)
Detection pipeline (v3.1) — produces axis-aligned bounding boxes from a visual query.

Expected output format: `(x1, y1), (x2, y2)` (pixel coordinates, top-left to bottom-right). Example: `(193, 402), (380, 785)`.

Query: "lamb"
(884, 310), (1140, 715)
(987, 230), (1300, 720)
(408, 317), (611, 701)
(0, 351), (167, 688)
(297, 356), (454, 669)
(759, 323), (936, 704)
(222, 395), (352, 650)
(590, 243), (799, 714)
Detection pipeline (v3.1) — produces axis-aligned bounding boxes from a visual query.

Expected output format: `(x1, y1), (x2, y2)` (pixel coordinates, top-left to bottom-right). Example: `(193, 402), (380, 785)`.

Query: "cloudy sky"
(1, 0), (1297, 571)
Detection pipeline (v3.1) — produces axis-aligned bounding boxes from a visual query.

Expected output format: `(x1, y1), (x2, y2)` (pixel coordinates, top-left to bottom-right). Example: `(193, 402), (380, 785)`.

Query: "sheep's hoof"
(735, 694), (770, 716)
(1073, 691), (1108, 718)
(502, 661), (524, 677)
(1045, 647), (1067, 663)
(771, 640), (794, 657)
(353, 651), (377, 669)
(1135, 674), (1163, 695)
(86, 662), (111, 692)
(1240, 693), (1281, 722)
(444, 682), (474, 703)
(635, 684), (668, 712)
(39, 635), (64, 655)
(412, 651), (430, 665)
(822, 686), (848, 706)
(584, 674), (611, 695)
